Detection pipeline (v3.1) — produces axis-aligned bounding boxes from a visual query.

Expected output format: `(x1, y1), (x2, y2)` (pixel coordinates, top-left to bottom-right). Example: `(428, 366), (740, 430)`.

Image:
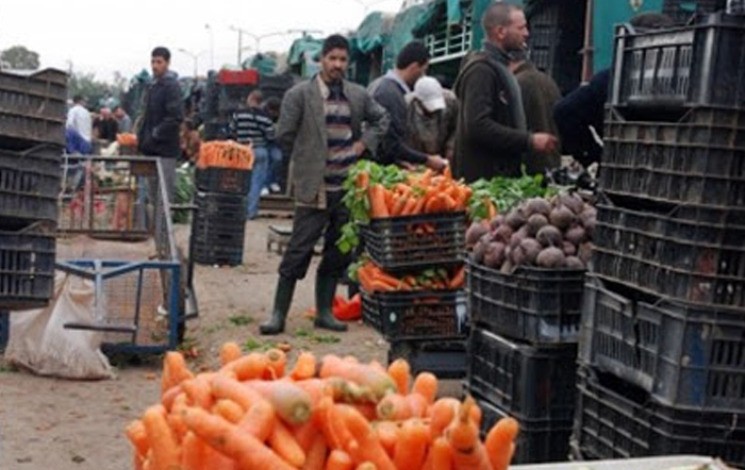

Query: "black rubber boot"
(259, 276), (296, 335)
(314, 275), (348, 332)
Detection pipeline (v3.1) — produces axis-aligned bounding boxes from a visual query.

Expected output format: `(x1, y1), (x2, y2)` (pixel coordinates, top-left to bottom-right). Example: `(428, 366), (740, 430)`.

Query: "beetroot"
(537, 225), (563, 247)
(536, 247), (566, 268)
(466, 221), (490, 248)
(549, 205), (576, 231)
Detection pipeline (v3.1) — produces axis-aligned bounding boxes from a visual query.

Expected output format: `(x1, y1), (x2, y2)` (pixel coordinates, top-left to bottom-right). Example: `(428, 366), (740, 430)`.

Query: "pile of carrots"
(126, 347), (519, 470)
(360, 168), (472, 219)
(357, 262), (465, 294)
(197, 141), (254, 171)
(117, 133), (138, 147)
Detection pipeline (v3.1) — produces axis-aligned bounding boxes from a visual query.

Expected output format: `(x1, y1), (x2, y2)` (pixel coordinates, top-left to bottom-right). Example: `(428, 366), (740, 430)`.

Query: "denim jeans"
(248, 145), (269, 219)
(265, 143), (284, 190)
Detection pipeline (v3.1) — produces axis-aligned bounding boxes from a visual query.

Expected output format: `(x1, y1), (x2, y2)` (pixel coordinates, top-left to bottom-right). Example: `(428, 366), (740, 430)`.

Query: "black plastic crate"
(610, 12), (745, 111)
(360, 212), (466, 272)
(467, 327), (578, 422)
(0, 145), (61, 226)
(573, 368), (745, 467)
(192, 243), (243, 266)
(580, 275), (745, 412)
(195, 167), (251, 195)
(593, 203), (745, 308)
(601, 107), (745, 208)
(0, 225), (56, 310)
(0, 311), (8, 352)
(467, 260), (585, 345)
(362, 289), (467, 341)
(473, 392), (574, 465)
(388, 338), (467, 379)
(194, 191), (247, 221)
(192, 215), (246, 248)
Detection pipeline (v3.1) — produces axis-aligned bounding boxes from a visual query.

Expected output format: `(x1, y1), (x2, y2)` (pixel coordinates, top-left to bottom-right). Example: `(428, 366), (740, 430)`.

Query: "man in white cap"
(405, 76), (459, 164)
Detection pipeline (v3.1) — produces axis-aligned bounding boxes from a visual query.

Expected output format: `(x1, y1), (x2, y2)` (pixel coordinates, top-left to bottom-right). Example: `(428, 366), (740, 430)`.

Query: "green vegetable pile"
(468, 169), (555, 221)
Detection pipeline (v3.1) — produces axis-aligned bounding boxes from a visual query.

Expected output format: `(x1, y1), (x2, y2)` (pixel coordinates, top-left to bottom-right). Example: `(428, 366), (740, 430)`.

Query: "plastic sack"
(4, 271), (114, 380)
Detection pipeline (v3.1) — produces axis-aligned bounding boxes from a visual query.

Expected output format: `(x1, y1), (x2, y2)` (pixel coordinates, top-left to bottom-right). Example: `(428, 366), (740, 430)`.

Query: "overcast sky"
(0, 0), (402, 82)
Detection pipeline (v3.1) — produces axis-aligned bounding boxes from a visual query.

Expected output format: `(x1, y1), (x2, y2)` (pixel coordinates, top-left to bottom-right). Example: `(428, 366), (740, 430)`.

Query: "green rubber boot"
(259, 276), (296, 335)
(314, 275), (348, 332)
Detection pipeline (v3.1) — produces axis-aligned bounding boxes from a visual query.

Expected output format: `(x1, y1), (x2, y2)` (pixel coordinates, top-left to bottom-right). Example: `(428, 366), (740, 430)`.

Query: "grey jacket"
(278, 76), (389, 207)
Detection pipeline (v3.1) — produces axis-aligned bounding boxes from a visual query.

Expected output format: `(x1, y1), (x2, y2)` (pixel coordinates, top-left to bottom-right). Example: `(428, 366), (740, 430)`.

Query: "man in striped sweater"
(230, 90), (276, 219)
(260, 35), (389, 335)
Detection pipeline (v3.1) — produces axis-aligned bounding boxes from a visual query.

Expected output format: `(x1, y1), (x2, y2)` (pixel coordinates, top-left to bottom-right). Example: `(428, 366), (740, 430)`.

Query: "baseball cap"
(412, 76), (446, 112)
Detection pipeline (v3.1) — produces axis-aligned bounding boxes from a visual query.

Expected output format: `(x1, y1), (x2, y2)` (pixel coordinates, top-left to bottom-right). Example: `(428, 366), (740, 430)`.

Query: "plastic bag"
(4, 271), (114, 380)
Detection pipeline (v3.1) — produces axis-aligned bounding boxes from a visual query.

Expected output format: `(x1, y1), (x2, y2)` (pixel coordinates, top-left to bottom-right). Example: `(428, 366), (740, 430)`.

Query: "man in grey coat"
(260, 35), (389, 335)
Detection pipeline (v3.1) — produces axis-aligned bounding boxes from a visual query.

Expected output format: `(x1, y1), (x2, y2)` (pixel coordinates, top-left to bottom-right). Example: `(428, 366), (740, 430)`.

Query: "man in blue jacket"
(137, 46), (184, 200)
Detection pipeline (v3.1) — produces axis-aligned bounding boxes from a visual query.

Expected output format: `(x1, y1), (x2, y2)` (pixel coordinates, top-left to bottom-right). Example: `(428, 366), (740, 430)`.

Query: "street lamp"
(178, 48), (204, 77)
(205, 23), (215, 70)
(229, 27), (312, 66)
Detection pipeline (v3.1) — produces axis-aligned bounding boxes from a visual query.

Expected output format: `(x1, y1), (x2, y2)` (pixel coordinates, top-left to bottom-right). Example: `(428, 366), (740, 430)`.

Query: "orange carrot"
(293, 378), (329, 408)
(405, 392), (429, 418)
(340, 405), (396, 470)
(162, 351), (194, 393)
(142, 405), (181, 470)
(326, 449), (354, 470)
(376, 393), (412, 421)
(356, 463), (377, 470)
(387, 359), (411, 395)
(447, 398), (491, 470)
(161, 385), (182, 412)
(351, 403), (378, 421)
(182, 407), (295, 470)
(356, 172), (370, 191)
(303, 433), (328, 470)
(214, 399), (245, 424)
(429, 398), (460, 439)
(182, 375), (215, 410)
(125, 419), (150, 459)
(263, 348), (287, 380)
(211, 375), (265, 410)
(369, 184), (390, 218)
(319, 355), (397, 401)
(293, 421), (319, 453)
(431, 436), (454, 470)
(448, 267), (465, 289)
(290, 352), (318, 381)
(169, 392), (190, 442)
(485, 417), (520, 470)
(393, 419), (430, 469)
(391, 195), (408, 216)
(400, 196), (419, 216)
(181, 432), (208, 470)
(245, 380), (313, 425)
(270, 420), (307, 468)
(220, 342), (243, 366)
(221, 352), (270, 380)
(238, 400), (276, 442)
(412, 372), (438, 405)
(328, 404), (356, 451)
(374, 421), (399, 456)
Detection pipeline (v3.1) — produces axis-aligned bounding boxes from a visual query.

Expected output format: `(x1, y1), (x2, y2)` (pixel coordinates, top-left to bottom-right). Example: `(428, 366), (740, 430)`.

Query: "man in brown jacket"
(260, 35), (389, 335)
(510, 51), (562, 174)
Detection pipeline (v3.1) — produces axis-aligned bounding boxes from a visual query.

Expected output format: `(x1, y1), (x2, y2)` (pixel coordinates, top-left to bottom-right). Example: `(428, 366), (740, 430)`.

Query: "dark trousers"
(279, 191), (351, 280)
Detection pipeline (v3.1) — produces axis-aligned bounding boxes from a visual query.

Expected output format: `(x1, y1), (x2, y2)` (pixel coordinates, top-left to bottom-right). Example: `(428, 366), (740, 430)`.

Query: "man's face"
(496, 10), (529, 52)
(151, 56), (169, 78)
(320, 48), (348, 82)
(114, 108), (124, 118)
(408, 62), (429, 86)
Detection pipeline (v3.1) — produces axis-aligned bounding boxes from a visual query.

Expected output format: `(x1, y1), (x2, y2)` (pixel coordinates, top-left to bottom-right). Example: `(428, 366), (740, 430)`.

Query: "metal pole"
(238, 31), (243, 66)
(581, 0), (595, 83)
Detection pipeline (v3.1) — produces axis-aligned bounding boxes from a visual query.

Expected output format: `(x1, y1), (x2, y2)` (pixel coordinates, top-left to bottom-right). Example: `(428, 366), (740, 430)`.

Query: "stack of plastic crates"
(0, 68), (67, 321)
(465, 259), (585, 464)
(573, 13), (745, 468)
(192, 144), (253, 266)
(360, 212), (469, 379)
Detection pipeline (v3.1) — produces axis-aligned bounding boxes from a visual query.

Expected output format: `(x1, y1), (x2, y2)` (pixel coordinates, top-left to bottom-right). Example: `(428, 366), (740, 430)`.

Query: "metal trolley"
(57, 155), (197, 354)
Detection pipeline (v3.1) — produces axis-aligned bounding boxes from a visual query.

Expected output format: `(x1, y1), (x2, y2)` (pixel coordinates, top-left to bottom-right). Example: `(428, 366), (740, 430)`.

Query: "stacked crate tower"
(0, 69), (68, 350)
(361, 212), (469, 379)
(465, 240), (586, 463)
(573, 11), (745, 468)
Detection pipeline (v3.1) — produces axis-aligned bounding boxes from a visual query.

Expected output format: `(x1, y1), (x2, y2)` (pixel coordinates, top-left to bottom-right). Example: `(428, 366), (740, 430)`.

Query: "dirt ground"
(0, 218), (390, 470)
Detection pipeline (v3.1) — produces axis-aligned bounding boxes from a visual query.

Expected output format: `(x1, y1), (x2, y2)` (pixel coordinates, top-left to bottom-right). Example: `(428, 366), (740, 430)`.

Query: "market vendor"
(259, 34), (389, 335)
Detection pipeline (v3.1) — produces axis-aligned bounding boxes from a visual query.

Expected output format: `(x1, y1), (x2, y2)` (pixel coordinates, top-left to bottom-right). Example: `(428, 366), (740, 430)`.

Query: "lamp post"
(177, 48), (202, 77)
(229, 27), (310, 66)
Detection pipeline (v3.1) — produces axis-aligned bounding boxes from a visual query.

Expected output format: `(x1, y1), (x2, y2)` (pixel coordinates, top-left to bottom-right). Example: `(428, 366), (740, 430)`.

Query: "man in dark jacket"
(510, 52), (562, 174)
(370, 41), (447, 171)
(137, 46), (184, 200)
(259, 35), (389, 335)
(453, 3), (557, 182)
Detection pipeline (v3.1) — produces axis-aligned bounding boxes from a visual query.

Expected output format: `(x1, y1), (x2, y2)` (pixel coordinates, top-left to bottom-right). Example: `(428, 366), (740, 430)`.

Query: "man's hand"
(532, 133), (559, 155)
(425, 155), (448, 172)
(352, 141), (366, 157)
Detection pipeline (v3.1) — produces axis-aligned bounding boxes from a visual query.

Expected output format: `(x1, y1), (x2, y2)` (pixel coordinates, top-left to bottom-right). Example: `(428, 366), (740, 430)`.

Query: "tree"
(68, 72), (128, 110)
(0, 45), (40, 70)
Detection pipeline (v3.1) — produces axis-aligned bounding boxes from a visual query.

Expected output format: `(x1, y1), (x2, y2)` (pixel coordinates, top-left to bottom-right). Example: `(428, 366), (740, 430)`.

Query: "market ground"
(0, 218), (403, 470)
